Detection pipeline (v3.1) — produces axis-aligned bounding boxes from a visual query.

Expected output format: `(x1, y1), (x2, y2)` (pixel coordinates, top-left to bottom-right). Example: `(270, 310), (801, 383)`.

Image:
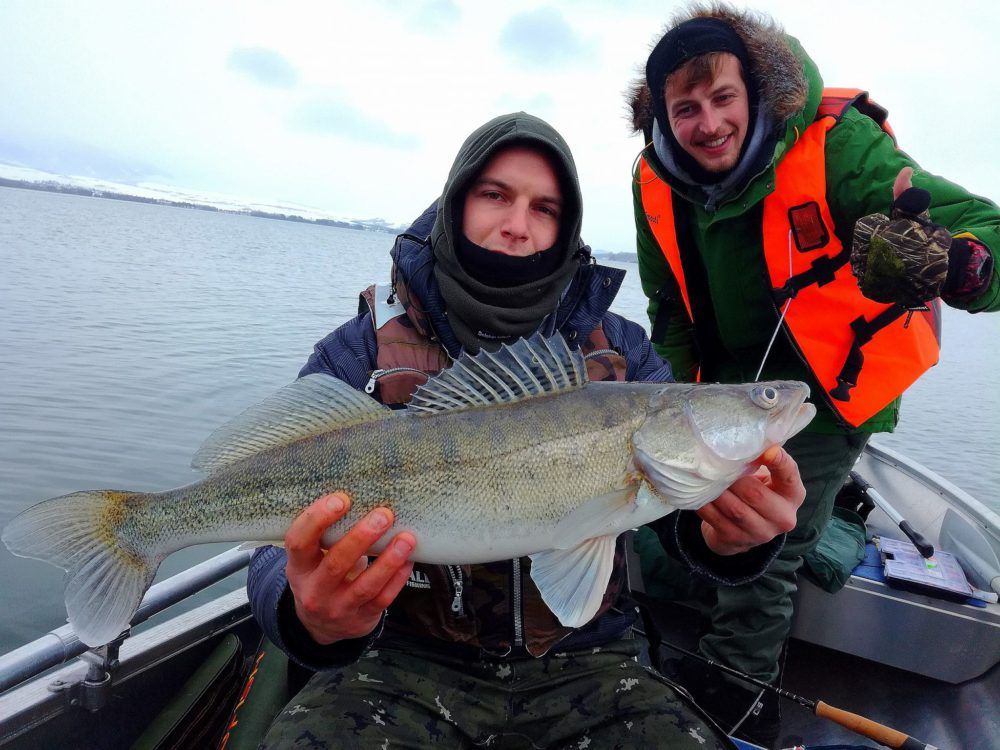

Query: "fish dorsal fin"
(192, 374), (389, 473)
(407, 333), (588, 414)
(529, 534), (618, 628)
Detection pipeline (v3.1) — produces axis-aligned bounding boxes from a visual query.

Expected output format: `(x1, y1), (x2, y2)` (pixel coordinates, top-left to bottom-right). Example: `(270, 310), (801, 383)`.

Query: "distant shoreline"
(0, 178), (401, 234)
(594, 251), (637, 264)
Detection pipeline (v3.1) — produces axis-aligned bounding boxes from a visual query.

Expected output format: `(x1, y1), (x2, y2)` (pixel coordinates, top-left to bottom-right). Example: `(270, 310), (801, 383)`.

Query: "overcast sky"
(2, 0), (997, 250)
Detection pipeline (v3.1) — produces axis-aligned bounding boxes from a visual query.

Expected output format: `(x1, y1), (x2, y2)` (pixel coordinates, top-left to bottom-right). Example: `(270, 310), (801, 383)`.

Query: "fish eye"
(751, 385), (779, 409)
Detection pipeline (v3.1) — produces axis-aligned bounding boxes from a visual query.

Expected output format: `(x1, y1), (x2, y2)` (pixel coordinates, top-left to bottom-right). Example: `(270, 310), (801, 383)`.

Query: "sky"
(1, 0), (998, 251)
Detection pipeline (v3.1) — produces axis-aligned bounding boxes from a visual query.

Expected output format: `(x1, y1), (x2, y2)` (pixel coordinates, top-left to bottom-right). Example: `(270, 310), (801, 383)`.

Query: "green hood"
(430, 112), (586, 352)
(430, 112), (583, 265)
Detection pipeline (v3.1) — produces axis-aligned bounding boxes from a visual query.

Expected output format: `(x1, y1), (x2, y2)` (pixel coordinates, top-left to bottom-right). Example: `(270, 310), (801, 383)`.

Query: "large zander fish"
(3, 334), (815, 647)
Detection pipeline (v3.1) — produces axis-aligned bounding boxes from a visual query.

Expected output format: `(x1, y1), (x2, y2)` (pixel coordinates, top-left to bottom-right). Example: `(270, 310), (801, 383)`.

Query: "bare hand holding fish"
(697, 446), (803, 556)
(284, 497), (415, 645)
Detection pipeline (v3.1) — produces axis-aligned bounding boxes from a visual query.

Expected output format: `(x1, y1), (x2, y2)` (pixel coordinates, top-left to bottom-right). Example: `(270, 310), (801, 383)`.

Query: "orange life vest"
(638, 89), (941, 428)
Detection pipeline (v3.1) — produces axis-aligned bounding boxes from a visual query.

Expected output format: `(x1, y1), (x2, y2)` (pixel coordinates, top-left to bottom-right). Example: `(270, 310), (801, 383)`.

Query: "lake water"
(1, 186), (997, 653)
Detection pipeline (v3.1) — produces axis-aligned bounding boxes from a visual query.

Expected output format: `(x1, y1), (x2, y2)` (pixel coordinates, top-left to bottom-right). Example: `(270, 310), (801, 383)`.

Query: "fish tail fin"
(2, 490), (160, 647)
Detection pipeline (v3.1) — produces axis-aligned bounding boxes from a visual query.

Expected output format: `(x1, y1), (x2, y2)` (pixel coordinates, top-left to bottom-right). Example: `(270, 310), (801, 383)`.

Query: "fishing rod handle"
(849, 470), (873, 495)
(850, 471), (934, 558)
(814, 701), (938, 749)
(898, 520), (935, 559)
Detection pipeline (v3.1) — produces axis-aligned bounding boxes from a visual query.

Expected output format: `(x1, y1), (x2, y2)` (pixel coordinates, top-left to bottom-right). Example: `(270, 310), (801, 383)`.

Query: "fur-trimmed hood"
(628, 3), (813, 138)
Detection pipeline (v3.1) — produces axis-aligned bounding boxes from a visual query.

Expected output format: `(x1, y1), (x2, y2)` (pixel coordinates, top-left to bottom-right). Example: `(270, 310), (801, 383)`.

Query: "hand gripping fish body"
(3, 334), (815, 647)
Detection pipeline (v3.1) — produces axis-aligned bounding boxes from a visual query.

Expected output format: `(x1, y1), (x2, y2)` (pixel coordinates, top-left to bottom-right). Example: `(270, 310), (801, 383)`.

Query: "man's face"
(664, 52), (749, 174)
(462, 146), (562, 257)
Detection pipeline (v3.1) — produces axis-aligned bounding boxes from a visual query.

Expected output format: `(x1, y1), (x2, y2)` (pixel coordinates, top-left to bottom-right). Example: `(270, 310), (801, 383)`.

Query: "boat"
(634, 441), (1000, 749)
(1, 441), (997, 749)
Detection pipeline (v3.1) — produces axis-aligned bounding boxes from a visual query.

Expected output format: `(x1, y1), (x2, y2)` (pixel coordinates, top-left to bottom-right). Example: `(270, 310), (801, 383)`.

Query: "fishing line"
(754, 230), (795, 382)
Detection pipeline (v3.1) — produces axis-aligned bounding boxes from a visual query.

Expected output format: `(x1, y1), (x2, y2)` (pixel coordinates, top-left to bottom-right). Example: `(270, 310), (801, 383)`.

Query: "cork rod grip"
(814, 701), (933, 749)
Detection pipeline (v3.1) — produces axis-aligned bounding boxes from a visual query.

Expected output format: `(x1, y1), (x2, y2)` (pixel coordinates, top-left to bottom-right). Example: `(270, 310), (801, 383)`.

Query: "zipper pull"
(364, 369), (385, 394)
(449, 566), (465, 614)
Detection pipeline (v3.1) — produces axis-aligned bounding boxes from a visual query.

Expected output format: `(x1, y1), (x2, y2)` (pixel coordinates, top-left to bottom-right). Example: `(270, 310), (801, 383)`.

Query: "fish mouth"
(765, 386), (816, 447)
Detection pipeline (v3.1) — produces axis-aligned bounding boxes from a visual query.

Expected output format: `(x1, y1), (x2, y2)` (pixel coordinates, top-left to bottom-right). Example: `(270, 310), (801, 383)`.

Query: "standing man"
(248, 111), (807, 748)
(629, 4), (999, 746)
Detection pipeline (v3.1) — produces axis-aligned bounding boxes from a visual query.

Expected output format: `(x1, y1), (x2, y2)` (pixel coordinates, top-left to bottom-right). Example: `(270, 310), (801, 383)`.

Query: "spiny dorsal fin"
(407, 333), (587, 414)
(192, 373), (390, 473)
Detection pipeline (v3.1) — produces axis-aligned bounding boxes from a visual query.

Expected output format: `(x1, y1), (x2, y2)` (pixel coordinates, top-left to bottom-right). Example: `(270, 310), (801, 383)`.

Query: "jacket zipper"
(512, 559), (524, 647)
(364, 367), (426, 394)
(584, 348), (618, 360)
(447, 565), (465, 617)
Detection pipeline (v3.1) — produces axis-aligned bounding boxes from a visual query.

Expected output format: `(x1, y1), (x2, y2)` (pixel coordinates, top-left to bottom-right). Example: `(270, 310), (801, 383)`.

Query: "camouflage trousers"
(260, 638), (734, 749)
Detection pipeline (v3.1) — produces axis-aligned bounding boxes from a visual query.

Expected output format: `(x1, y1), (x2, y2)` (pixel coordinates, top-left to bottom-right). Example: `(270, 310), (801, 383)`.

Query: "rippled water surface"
(1, 187), (997, 652)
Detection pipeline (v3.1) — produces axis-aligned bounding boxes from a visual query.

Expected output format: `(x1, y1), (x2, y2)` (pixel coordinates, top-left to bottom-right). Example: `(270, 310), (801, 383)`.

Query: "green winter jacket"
(630, 12), (1000, 434)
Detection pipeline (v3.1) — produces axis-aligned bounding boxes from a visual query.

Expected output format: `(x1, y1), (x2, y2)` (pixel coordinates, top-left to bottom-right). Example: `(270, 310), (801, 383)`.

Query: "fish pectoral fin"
(549, 488), (637, 549)
(634, 451), (731, 511)
(192, 374), (390, 473)
(529, 534), (617, 628)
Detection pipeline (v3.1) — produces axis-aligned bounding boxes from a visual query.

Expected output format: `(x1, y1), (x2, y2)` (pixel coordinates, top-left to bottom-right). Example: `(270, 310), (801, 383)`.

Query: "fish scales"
(126, 383), (648, 560)
(2, 332), (815, 646)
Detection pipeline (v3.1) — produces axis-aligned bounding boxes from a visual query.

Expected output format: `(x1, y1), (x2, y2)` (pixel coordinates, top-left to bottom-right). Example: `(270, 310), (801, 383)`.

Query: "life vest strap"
(830, 304), (908, 401)
(773, 246), (851, 304)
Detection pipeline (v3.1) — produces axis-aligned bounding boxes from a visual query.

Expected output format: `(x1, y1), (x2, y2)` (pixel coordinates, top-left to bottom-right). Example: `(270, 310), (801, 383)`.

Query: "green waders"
(260, 638), (735, 749)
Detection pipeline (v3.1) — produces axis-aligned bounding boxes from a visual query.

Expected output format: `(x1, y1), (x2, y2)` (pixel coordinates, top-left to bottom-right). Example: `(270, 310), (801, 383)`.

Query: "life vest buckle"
(773, 281), (800, 305)
(901, 303), (929, 329)
(830, 376), (856, 402)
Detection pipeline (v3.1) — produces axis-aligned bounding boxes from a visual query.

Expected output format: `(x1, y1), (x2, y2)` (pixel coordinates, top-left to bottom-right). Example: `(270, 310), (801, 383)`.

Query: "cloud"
(495, 92), (556, 118)
(382, 0), (460, 31)
(413, 0), (460, 31)
(293, 98), (418, 148)
(498, 8), (594, 68)
(227, 47), (299, 88)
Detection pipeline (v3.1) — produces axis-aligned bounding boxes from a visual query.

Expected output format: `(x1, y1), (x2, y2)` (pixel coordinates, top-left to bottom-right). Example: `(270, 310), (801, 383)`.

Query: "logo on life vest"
(406, 569), (431, 589)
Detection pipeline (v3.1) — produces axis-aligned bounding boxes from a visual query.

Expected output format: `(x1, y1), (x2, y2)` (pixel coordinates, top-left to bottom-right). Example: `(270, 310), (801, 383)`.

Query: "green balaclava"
(431, 112), (584, 352)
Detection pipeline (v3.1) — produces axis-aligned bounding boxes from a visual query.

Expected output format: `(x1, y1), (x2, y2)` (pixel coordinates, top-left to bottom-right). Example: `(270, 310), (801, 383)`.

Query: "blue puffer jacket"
(248, 205), (784, 669)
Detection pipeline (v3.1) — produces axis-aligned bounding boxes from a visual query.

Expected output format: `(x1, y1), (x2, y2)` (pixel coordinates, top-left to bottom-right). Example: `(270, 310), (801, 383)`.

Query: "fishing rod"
(658, 640), (940, 750)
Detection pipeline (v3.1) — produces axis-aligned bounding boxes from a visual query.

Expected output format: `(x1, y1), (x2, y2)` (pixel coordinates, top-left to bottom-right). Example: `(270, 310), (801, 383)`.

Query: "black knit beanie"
(647, 18), (755, 130)
(646, 17), (760, 184)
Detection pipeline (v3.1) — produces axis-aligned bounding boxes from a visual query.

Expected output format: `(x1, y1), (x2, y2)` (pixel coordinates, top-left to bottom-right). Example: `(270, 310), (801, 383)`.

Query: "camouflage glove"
(850, 186), (953, 307)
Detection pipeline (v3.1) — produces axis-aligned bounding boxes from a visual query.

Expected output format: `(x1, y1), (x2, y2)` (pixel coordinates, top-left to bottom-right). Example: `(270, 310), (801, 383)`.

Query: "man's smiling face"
(664, 52), (749, 174)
